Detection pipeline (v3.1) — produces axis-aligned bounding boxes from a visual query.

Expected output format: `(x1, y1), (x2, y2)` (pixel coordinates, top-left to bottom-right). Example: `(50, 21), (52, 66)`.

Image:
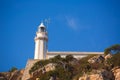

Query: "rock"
(0, 77), (6, 80)
(49, 76), (54, 80)
(44, 63), (56, 72)
(30, 63), (56, 80)
(79, 69), (114, 80)
(112, 66), (120, 80)
(69, 58), (79, 65)
(36, 78), (40, 80)
(88, 55), (104, 64)
(0, 72), (11, 80)
(101, 70), (114, 80)
(9, 70), (24, 80)
(79, 74), (103, 80)
(105, 54), (112, 60)
(0, 69), (24, 80)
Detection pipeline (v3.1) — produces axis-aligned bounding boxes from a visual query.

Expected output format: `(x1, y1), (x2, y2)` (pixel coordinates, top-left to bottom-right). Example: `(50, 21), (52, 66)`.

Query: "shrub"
(104, 44), (120, 55)
(29, 59), (50, 74)
(9, 67), (17, 72)
(29, 55), (64, 74)
(65, 55), (74, 62)
(106, 52), (120, 67)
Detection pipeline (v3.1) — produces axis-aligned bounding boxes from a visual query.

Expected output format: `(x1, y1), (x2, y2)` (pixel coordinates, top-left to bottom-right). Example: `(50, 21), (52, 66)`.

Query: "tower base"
(22, 59), (40, 80)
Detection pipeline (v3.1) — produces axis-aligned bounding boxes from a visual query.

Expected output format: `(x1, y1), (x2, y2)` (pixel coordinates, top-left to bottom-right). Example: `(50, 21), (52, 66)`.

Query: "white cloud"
(55, 14), (92, 32)
(65, 16), (79, 30)
(55, 15), (81, 31)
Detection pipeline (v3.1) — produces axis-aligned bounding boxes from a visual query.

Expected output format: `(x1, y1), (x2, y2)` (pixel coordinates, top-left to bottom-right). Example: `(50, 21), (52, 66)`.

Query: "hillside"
(1, 53), (120, 80)
(0, 44), (120, 80)
(28, 53), (120, 80)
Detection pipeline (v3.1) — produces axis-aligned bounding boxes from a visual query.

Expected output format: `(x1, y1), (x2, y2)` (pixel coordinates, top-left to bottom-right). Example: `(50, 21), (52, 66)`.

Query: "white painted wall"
(34, 39), (40, 59)
(34, 32), (48, 60)
(46, 52), (104, 59)
(47, 54), (87, 59)
(39, 40), (44, 59)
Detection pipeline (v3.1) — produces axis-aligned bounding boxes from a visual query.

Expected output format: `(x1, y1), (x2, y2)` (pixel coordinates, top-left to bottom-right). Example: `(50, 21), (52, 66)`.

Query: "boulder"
(79, 74), (103, 80)
(112, 66), (120, 80)
(79, 69), (114, 80)
(30, 63), (56, 80)
(104, 54), (112, 60)
(44, 63), (56, 72)
(88, 55), (104, 64)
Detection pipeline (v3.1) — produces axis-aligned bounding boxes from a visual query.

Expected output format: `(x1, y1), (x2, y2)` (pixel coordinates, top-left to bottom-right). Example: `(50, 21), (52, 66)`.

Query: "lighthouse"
(34, 22), (48, 59)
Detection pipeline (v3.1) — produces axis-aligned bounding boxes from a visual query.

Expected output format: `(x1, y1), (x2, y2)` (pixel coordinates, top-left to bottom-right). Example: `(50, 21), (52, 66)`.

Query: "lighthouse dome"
(38, 22), (46, 32)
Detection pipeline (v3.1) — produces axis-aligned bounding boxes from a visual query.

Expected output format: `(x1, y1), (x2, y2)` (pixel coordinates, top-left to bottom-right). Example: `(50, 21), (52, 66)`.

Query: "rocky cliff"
(0, 69), (24, 80)
(1, 53), (120, 80)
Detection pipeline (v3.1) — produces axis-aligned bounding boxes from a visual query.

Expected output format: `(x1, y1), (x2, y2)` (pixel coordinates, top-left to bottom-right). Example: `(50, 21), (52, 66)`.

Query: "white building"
(22, 22), (104, 80)
(34, 22), (48, 59)
(34, 22), (103, 60)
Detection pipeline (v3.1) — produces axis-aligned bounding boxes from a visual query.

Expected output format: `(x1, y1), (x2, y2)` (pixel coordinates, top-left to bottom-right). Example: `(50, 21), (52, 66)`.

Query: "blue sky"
(0, 0), (120, 71)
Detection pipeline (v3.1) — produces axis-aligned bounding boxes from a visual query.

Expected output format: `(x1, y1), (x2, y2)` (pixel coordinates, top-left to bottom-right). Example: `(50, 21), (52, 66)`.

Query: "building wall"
(34, 40), (40, 59)
(47, 54), (87, 59)
(34, 31), (47, 59)
(22, 59), (40, 80)
(46, 52), (104, 59)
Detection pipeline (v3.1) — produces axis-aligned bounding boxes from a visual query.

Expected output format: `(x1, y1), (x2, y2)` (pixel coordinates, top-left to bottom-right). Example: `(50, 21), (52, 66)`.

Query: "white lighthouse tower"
(34, 22), (48, 59)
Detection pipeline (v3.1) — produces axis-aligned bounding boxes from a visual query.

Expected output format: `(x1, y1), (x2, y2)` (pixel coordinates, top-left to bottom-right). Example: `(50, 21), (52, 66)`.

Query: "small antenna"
(44, 18), (50, 30)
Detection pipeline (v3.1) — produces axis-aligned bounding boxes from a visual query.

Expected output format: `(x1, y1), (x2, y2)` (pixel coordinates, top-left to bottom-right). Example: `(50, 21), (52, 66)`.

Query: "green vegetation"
(73, 54), (97, 80)
(9, 67), (17, 72)
(29, 55), (75, 80)
(29, 59), (50, 74)
(39, 66), (73, 80)
(104, 44), (120, 55)
(29, 44), (120, 80)
(1, 44), (120, 80)
(29, 55), (64, 74)
(29, 54), (97, 80)
(106, 52), (120, 67)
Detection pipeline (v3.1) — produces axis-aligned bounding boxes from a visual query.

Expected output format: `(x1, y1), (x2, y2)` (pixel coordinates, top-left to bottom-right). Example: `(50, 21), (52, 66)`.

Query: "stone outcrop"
(31, 63), (56, 75)
(79, 69), (114, 80)
(79, 67), (120, 80)
(1, 54), (120, 80)
(88, 55), (104, 64)
(79, 74), (103, 80)
(44, 63), (56, 72)
(22, 59), (40, 80)
(112, 66), (120, 80)
(9, 70), (23, 80)
(104, 54), (112, 60)
(0, 69), (24, 80)
(29, 63), (56, 80)
(0, 72), (10, 80)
